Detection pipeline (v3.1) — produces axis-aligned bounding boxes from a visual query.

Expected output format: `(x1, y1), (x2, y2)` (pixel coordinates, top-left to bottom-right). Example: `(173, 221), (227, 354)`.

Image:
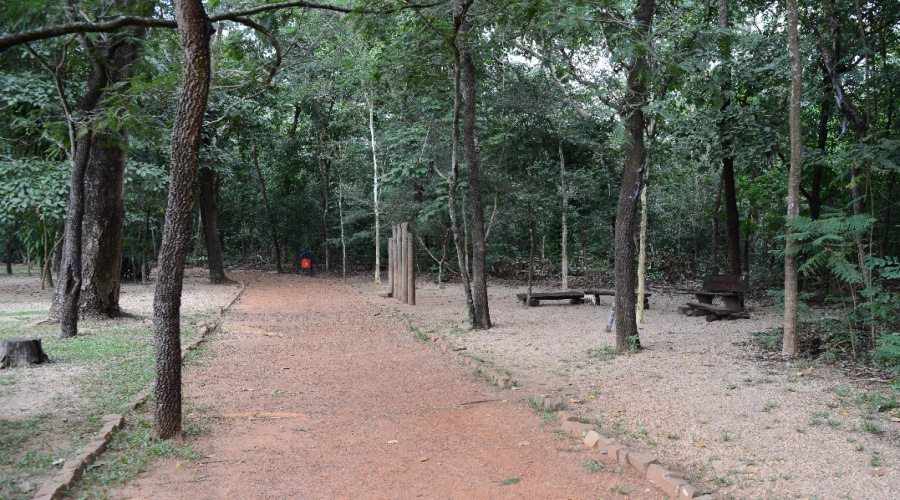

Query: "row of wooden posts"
(388, 222), (416, 305)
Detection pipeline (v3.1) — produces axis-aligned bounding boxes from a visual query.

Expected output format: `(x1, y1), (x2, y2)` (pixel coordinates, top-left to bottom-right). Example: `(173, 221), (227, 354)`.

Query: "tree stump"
(0, 338), (50, 368)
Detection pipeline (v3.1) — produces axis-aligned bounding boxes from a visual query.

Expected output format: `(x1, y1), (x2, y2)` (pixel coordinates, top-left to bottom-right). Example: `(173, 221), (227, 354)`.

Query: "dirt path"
(114, 272), (662, 499)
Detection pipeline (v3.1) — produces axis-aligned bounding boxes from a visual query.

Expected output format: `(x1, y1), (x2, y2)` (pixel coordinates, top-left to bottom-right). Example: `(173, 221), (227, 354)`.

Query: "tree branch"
(1, 1), (448, 52)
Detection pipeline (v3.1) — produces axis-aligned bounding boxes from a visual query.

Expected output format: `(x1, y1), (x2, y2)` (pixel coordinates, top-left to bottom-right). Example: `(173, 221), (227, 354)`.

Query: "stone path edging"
(33, 414), (125, 500)
(33, 317), (222, 500)
(422, 326), (711, 500)
(540, 396), (712, 500)
(425, 331), (515, 389)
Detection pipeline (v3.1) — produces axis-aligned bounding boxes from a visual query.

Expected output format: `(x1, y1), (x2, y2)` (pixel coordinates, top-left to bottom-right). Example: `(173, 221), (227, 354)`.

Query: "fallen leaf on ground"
(697, 441), (706, 448)
(870, 470), (885, 477)
(281, 367), (290, 370)
(747, 467), (759, 474)
(589, 395), (596, 399)
(500, 478), (521, 486)
(176, 463), (187, 470)
(841, 412), (850, 416)
(741, 448), (748, 451)
(796, 371), (804, 376)
(891, 417), (900, 422)
(417, 457), (428, 462)
(501, 400), (508, 403)
(571, 399), (583, 404)
(682, 356), (689, 359)
(517, 441), (530, 447)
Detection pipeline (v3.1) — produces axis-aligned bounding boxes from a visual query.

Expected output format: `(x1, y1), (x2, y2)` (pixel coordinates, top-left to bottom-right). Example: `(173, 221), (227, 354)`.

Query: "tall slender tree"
(152, 0), (213, 440)
(783, 0), (803, 356)
(613, 0), (655, 352)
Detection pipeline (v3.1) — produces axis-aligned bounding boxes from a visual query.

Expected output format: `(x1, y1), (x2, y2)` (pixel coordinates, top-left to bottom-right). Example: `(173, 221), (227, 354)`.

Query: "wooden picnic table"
(676, 274), (749, 319)
(515, 292), (584, 306)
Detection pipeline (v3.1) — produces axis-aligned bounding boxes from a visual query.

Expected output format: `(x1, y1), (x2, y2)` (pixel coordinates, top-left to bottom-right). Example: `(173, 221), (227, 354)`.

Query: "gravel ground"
(351, 276), (900, 499)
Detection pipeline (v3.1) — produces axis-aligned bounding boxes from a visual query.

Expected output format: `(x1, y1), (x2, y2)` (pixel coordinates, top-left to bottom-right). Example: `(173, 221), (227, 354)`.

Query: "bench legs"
(694, 294), (713, 305)
(722, 295), (743, 312)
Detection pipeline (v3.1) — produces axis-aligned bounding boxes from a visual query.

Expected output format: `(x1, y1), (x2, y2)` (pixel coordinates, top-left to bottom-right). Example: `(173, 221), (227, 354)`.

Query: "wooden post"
(389, 225), (397, 297)
(399, 223), (408, 304)
(407, 225), (416, 306)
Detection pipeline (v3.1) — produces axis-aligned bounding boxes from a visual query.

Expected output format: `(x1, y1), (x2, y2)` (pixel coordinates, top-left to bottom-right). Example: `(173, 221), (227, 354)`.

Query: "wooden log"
(0, 337), (50, 368)
(407, 225), (415, 306)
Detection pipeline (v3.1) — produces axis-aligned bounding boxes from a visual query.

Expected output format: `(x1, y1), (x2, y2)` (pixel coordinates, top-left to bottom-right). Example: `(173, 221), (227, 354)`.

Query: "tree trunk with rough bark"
(57, 56), (105, 338)
(718, 0), (742, 275)
(53, 2), (149, 323)
(458, 0), (490, 330)
(252, 142), (282, 274)
(152, 0), (213, 441)
(613, 0), (655, 352)
(783, 0), (803, 356)
(560, 142), (568, 292)
(199, 166), (229, 283)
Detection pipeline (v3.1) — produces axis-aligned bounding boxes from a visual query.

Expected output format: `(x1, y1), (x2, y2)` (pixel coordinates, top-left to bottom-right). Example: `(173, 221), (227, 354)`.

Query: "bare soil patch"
(111, 272), (662, 499)
(351, 276), (900, 499)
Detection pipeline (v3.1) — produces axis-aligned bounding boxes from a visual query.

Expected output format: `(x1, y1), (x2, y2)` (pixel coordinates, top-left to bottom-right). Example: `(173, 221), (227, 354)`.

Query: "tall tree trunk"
(526, 218), (536, 305)
(198, 166), (229, 283)
(141, 211), (150, 285)
(152, 0), (213, 440)
(807, 69), (832, 220)
(80, 128), (127, 318)
(317, 133), (330, 271)
(368, 94), (381, 284)
(559, 142), (568, 291)
(252, 142), (282, 273)
(57, 55), (106, 338)
(81, 1), (151, 319)
(718, 0), (741, 275)
(53, 2), (149, 323)
(613, 0), (655, 352)
(338, 147), (348, 278)
(711, 176), (723, 273)
(447, 59), (475, 320)
(457, 0), (490, 329)
(880, 173), (895, 258)
(783, 0), (803, 356)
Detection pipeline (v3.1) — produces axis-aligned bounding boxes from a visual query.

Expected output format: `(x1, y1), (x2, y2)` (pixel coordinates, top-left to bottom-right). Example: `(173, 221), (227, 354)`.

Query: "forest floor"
(103, 271), (661, 499)
(350, 274), (900, 499)
(2, 267), (898, 499)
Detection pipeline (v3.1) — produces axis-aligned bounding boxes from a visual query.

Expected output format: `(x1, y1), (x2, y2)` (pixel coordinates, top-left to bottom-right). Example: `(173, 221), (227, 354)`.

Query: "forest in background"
(1, 0), (898, 365)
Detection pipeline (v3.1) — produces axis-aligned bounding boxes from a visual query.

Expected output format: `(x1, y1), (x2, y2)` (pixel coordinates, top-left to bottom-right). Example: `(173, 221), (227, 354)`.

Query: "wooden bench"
(583, 289), (651, 309)
(516, 292), (584, 306)
(676, 274), (749, 314)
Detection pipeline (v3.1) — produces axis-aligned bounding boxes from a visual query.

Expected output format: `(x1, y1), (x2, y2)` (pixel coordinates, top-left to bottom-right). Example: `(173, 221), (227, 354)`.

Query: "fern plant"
(785, 213), (875, 285)
(784, 214), (899, 358)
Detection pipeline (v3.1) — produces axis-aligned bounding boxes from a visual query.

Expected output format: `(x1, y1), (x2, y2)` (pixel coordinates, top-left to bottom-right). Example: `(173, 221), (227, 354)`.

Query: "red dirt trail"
(115, 272), (662, 499)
